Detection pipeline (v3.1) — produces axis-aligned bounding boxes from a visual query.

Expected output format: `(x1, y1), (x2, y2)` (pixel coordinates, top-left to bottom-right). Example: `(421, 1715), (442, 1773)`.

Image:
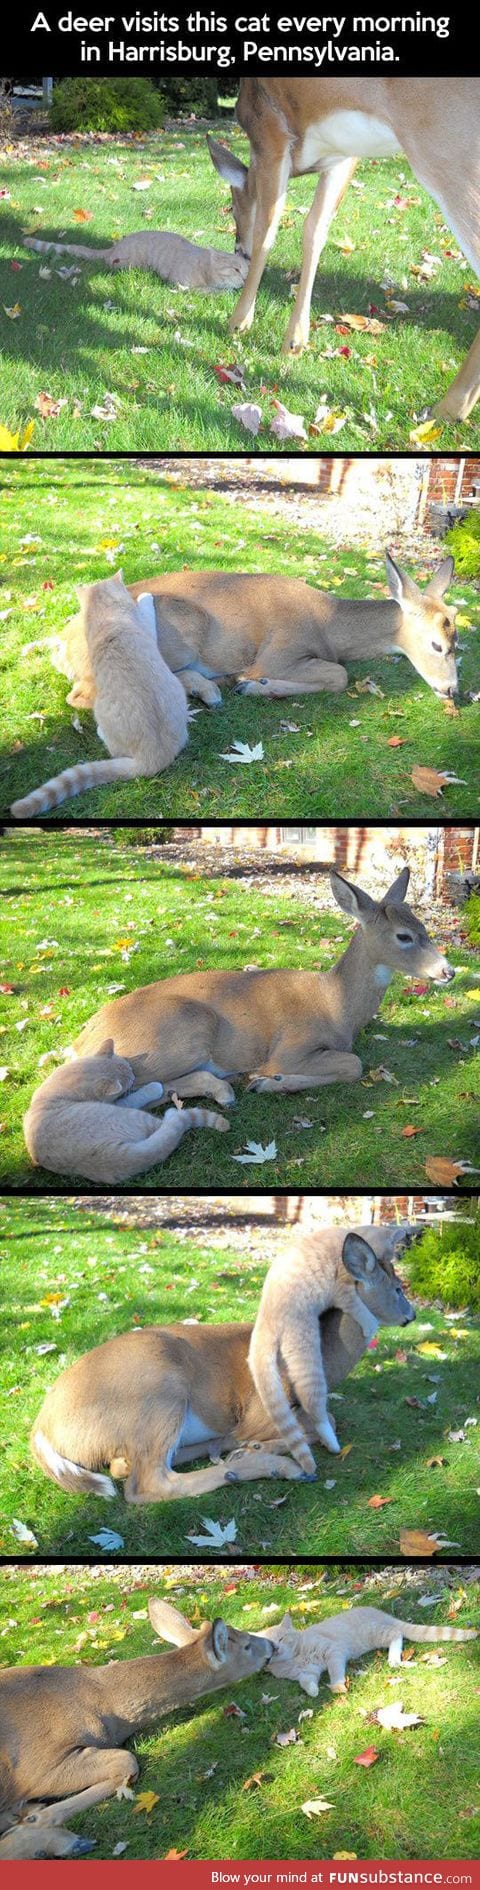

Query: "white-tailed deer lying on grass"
(55, 552), (459, 707)
(74, 866), (454, 1109)
(0, 1600), (273, 1859)
(208, 77), (480, 420)
(30, 1226), (417, 1503)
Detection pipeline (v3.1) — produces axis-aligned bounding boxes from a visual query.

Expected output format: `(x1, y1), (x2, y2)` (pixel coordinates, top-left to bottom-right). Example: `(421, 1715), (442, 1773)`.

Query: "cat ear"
(76, 583), (89, 603)
(97, 1037), (115, 1057)
(342, 1232), (377, 1279)
(113, 568), (124, 585)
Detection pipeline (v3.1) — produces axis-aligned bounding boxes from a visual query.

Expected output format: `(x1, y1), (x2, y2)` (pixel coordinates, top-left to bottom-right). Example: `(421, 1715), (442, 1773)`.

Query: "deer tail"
(11, 757), (137, 818)
(30, 1428), (116, 1499)
(24, 236), (112, 262)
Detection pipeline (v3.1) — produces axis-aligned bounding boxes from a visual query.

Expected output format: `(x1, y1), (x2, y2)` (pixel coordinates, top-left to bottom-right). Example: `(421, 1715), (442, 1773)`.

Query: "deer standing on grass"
(55, 551), (460, 710)
(0, 1599), (273, 1859)
(208, 77), (480, 419)
(74, 866), (454, 1109)
(30, 1226), (417, 1504)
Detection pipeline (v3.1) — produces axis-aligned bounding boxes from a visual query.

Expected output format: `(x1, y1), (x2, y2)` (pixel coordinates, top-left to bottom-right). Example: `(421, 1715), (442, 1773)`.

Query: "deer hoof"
(300, 1471), (317, 1483)
(225, 1470), (239, 1483)
(73, 1840), (97, 1856)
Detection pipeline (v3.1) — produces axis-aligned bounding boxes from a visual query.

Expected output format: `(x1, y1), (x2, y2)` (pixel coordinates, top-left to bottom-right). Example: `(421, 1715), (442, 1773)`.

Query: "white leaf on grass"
(301, 1798), (335, 1818)
(232, 1139), (278, 1165)
(376, 1702), (423, 1731)
(89, 1529), (124, 1551)
(270, 401), (307, 442)
(186, 1516), (237, 1550)
(11, 1520), (38, 1547)
(232, 402), (262, 436)
(112, 1843), (129, 1854)
(219, 740), (264, 765)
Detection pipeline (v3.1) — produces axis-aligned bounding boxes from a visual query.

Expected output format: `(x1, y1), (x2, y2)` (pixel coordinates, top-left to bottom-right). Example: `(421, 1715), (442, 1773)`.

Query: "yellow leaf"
(339, 1443), (353, 1459)
(409, 420), (442, 445)
(97, 538), (121, 551)
(334, 1855), (358, 1861)
(3, 303), (21, 320)
(133, 1791), (160, 1818)
(113, 937), (136, 949)
(416, 1342), (447, 1358)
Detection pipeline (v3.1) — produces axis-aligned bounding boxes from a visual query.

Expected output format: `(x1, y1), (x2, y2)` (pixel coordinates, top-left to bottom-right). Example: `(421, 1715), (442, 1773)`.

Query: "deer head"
(341, 1232), (416, 1327)
(330, 866), (455, 984)
(385, 552), (459, 698)
(207, 135), (256, 262)
(148, 1598), (273, 1678)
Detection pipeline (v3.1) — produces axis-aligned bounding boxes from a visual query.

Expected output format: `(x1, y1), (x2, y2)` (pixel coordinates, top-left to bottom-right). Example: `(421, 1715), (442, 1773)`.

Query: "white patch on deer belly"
(177, 1411), (217, 1448)
(298, 113), (401, 168)
(374, 964), (393, 988)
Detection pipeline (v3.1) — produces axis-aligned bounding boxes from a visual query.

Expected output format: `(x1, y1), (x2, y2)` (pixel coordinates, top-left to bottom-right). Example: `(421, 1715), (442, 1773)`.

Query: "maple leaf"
(425, 1157), (480, 1187)
(410, 765), (466, 798)
(367, 1495), (393, 1509)
(133, 1791), (160, 1819)
(301, 1798), (335, 1818)
(353, 1746), (380, 1767)
(399, 1528), (439, 1558)
(163, 1849), (190, 1860)
(376, 1702), (423, 1732)
(73, 207), (93, 221)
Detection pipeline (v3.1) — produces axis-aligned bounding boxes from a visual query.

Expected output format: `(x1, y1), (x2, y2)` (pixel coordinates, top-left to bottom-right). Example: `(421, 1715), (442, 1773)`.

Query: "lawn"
(0, 460), (479, 822)
(1, 1198), (479, 1559)
(1, 127), (480, 453)
(0, 830), (478, 1191)
(0, 1561), (478, 1859)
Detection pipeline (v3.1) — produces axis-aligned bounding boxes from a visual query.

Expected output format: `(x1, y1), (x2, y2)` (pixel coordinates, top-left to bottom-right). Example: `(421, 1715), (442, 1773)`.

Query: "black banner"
(2, 6), (473, 83)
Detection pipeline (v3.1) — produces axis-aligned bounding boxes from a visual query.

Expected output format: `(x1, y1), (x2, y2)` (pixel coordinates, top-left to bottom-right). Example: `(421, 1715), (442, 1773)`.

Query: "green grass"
(0, 830), (478, 1191)
(1, 1198), (479, 1559)
(0, 459), (479, 821)
(1, 1561), (479, 1859)
(1, 128), (480, 451)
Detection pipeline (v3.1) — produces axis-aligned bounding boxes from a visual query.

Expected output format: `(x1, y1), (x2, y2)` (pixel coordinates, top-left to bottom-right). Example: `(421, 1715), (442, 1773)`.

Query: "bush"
(408, 1209), (480, 1311)
(49, 78), (165, 134)
(159, 79), (219, 116)
(464, 893), (480, 946)
(445, 508), (480, 579)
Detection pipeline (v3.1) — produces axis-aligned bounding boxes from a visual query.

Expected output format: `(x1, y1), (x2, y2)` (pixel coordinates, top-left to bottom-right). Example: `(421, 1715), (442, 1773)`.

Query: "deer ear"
(76, 583), (89, 603)
(385, 551), (420, 607)
(342, 1232), (377, 1279)
(424, 555), (455, 598)
(385, 865), (410, 904)
(207, 134), (248, 189)
(96, 1038), (115, 1057)
(113, 568), (124, 585)
(148, 1598), (197, 1645)
(330, 872), (376, 923)
(209, 1618), (229, 1665)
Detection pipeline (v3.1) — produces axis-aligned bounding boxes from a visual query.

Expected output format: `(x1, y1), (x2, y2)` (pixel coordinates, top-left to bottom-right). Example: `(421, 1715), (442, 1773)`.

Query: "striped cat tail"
(11, 757), (137, 818)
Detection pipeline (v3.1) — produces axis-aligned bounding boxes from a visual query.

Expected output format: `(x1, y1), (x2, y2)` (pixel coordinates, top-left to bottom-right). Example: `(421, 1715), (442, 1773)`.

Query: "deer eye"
(396, 931), (414, 945)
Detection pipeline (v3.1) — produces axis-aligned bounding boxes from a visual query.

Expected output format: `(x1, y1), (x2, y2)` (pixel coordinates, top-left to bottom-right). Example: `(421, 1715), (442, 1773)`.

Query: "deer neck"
(330, 927), (393, 1039)
(327, 599), (404, 661)
(97, 1646), (217, 1734)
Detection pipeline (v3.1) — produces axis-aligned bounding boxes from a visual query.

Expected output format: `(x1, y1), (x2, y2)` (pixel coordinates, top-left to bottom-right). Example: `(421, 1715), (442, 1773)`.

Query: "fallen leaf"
(224, 1702), (247, 1720)
(276, 1727), (299, 1747)
(387, 735), (407, 748)
(214, 363), (246, 388)
(219, 739), (264, 765)
(232, 401), (262, 436)
(367, 1495), (393, 1510)
(427, 1457), (447, 1469)
(3, 303), (21, 320)
(232, 1139), (277, 1166)
(270, 400), (307, 442)
(376, 1702), (423, 1732)
(242, 1771), (271, 1791)
(133, 1791), (160, 1819)
(333, 1855), (358, 1861)
(416, 1342), (447, 1359)
(399, 1528), (440, 1558)
(401, 1124), (425, 1138)
(73, 207), (93, 221)
(337, 312), (385, 333)
(34, 391), (67, 419)
(10, 1519), (38, 1547)
(0, 421), (34, 451)
(88, 1529), (124, 1551)
(353, 1747), (380, 1767)
(425, 1157), (480, 1186)
(410, 765), (466, 798)
(163, 1849), (190, 1860)
(301, 1798), (335, 1818)
(186, 1516), (237, 1550)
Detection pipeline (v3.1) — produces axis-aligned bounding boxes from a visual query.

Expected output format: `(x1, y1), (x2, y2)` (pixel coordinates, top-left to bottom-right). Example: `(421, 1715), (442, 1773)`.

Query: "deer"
(52, 551), (460, 710)
(73, 865), (454, 1112)
(30, 1226), (417, 1505)
(208, 76), (480, 420)
(0, 1598), (273, 1859)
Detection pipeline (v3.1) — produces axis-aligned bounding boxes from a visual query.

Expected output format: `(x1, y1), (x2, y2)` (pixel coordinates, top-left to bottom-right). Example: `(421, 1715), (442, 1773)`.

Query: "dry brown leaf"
(337, 312), (385, 334)
(425, 1157), (479, 1187)
(410, 764), (464, 797)
(73, 207), (93, 222)
(163, 1849), (190, 1860)
(399, 1528), (439, 1558)
(242, 1771), (271, 1792)
(367, 1495), (393, 1509)
(401, 1124), (424, 1138)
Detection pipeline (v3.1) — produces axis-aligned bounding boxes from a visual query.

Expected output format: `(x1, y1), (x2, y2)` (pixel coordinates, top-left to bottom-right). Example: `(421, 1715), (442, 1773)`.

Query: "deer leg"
(30, 1747), (138, 1805)
(237, 658), (348, 697)
(248, 1050), (363, 1093)
(432, 326), (480, 421)
(124, 1444), (305, 1502)
(162, 1069), (236, 1106)
(282, 158), (358, 355)
(399, 147), (480, 419)
(178, 666), (223, 706)
(230, 149), (291, 334)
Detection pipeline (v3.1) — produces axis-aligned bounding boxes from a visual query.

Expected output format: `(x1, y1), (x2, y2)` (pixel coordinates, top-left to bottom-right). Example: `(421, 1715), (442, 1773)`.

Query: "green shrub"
(445, 508), (480, 579)
(159, 79), (219, 116)
(464, 894), (480, 947)
(408, 1209), (480, 1310)
(50, 78), (165, 134)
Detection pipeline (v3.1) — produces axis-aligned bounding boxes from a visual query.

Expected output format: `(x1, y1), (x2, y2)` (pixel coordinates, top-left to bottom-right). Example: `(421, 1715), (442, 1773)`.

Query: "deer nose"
(441, 963), (456, 982)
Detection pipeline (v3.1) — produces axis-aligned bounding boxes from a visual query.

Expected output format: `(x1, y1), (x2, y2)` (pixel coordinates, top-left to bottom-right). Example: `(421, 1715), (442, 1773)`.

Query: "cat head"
(57, 1040), (137, 1103)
